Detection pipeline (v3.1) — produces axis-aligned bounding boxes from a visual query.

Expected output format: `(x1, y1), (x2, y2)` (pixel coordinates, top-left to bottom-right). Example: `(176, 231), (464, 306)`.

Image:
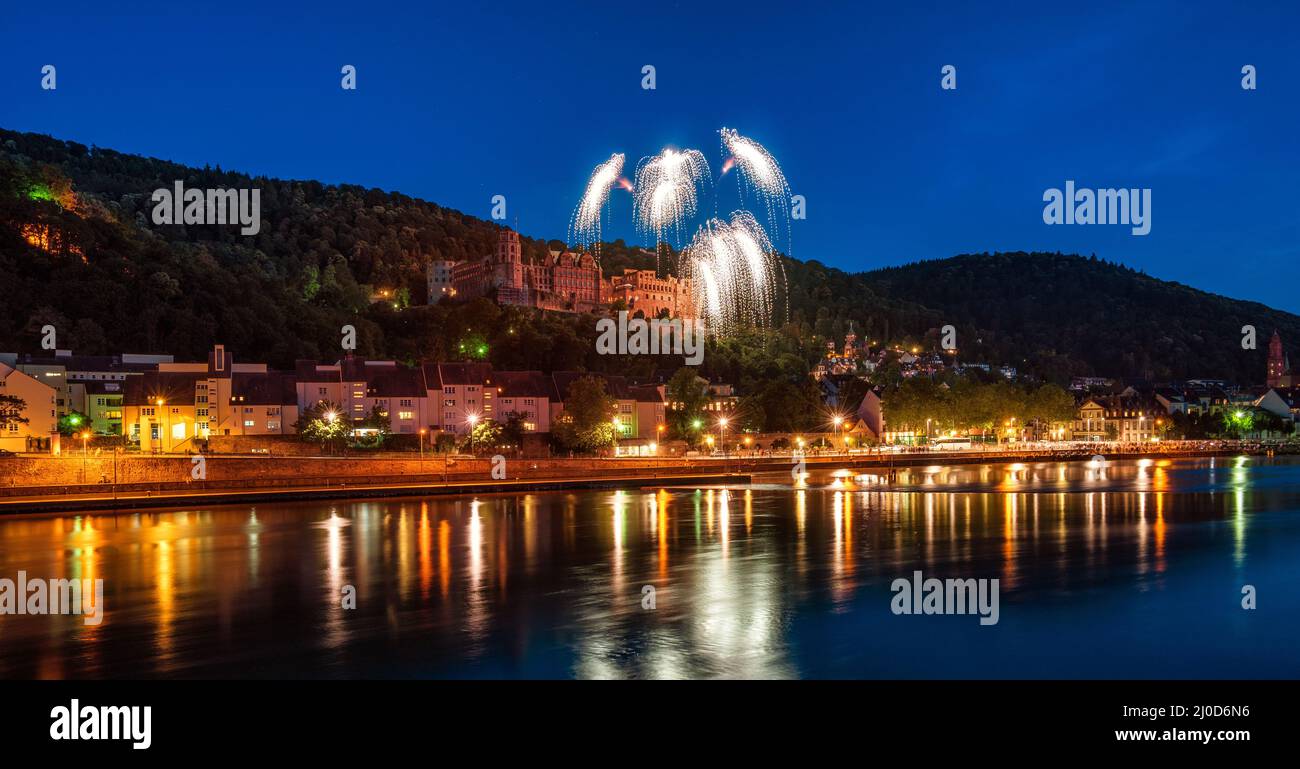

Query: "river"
(0, 455), (1296, 679)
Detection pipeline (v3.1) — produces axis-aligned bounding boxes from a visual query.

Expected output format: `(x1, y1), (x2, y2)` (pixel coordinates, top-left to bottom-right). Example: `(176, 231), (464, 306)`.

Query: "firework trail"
(681, 211), (786, 335)
(719, 128), (792, 251)
(569, 153), (627, 256)
(633, 148), (711, 259)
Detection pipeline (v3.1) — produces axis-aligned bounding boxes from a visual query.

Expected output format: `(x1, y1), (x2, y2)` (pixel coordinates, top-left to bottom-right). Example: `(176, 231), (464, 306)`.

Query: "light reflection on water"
(0, 456), (1298, 679)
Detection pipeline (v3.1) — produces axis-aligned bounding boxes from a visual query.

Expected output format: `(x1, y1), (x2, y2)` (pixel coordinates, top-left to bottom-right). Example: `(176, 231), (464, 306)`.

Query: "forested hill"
(858, 253), (1299, 383)
(0, 126), (1293, 384)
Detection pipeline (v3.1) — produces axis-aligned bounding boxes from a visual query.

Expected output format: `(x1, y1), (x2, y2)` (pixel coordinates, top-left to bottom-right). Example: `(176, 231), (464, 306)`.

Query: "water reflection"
(1, 457), (1298, 679)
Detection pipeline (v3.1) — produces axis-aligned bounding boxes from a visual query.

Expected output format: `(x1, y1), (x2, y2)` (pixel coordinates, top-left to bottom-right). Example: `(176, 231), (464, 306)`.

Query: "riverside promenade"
(0, 440), (1290, 515)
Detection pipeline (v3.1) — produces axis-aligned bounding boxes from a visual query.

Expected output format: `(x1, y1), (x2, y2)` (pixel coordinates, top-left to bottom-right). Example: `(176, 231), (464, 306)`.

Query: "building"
(448, 229), (609, 313)
(815, 324), (867, 380)
(0, 350), (170, 420)
(123, 370), (207, 452)
(230, 372), (299, 435)
(628, 384), (667, 440)
(122, 344), (293, 450)
(295, 356), (432, 436)
(1255, 388), (1300, 423)
(426, 362), (495, 435)
(426, 259), (456, 302)
(1267, 330), (1296, 388)
(83, 381), (125, 435)
(492, 370), (551, 434)
(608, 269), (695, 319)
(0, 361), (58, 453)
(1073, 395), (1165, 442)
(550, 371), (639, 440)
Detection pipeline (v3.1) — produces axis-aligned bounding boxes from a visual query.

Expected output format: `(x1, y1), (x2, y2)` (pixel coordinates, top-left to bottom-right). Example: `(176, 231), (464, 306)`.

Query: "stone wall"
(0, 453), (692, 490)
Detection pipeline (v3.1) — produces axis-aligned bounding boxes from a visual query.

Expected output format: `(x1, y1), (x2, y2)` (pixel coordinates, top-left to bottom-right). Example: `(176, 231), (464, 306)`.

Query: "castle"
(429, 229), (694, 318)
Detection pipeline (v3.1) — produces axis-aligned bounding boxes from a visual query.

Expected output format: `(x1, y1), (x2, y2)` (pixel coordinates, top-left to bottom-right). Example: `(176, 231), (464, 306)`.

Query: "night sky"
(3, 1), (1298, 310)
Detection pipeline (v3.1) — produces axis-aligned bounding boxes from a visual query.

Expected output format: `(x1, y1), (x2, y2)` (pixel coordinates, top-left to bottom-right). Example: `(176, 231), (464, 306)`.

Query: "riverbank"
(0, 441), (1288, 515)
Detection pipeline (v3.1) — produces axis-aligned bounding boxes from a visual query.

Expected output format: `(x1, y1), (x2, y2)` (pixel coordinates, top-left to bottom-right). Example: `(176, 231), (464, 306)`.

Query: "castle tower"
(1267, 330), (1287, 388)
(496, 228), (522, 263)
(493, 229), (526, 303)
(844, 322), (857, 359)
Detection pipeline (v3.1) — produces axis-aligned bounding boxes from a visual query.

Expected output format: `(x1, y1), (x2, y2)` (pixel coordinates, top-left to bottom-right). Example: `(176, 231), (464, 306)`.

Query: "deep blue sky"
(4, 1), (1299, 310)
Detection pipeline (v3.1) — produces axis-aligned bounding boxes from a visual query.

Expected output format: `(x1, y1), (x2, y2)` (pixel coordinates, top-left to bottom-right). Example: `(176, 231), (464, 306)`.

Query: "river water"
(0, 456), (1296, 678)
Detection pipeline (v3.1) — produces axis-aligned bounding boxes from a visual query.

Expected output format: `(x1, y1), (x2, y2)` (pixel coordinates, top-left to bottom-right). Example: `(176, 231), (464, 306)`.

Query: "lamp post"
(324, 409), (338, 455)
(833, 415), (844, 454)
(468, 414), (479, 455)
(419, 428), (426, 462)
(156, 398), (167, 454)
(80, 430), (90, 484)
(719, 416), (729, 475)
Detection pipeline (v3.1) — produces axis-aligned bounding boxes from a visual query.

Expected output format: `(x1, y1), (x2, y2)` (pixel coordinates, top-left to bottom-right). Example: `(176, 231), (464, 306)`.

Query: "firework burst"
(681, 211), (786, 335)
(719, 128), (792, 250)
(569, 153), (626, 256)
(633, 148), (711, 251)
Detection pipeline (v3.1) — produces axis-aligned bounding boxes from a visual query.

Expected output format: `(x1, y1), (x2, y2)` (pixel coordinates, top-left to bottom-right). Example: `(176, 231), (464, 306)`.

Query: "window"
(319, 387), (328, 396)
(244, 420), (255, 427)
(444, 387), (455, 395)
(399, 411), (413, 420)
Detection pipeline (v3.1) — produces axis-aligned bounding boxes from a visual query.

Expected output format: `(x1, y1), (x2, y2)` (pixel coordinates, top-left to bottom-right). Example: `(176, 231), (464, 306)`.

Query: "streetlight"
(718, 416), (729, 474)
(833, 415), (844, 454)
(80, 430), (91, 484)
(418, 428), (426, 462)
(467, 413), (479, 455)
(156, 398), (167, 454)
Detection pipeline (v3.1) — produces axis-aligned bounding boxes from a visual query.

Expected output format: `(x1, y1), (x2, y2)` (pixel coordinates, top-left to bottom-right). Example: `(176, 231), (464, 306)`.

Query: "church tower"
(1267, 330), (1287, 388)
(844, 322), (858, 359)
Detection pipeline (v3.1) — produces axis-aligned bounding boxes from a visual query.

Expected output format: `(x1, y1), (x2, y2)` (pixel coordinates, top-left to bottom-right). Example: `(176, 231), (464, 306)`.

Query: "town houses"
(0, 343), (697, 455)
(2, 329), (1299, 455)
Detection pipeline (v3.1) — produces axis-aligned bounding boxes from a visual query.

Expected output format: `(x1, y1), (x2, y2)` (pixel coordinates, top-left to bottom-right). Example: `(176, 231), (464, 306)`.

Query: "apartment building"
(0, 361), (58, 453)
(0, 350), (169, 422)
(426, 362), (494, 434)
(492, 370), (551, 433)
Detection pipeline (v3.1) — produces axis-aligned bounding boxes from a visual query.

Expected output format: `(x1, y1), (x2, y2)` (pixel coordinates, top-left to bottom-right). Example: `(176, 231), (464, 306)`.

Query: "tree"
(0, 395), (28, 432)
(294, 400), (349, 450)
(1025, 384), (1076, 438)
(665, 367), (710, 445)
(356, 405), (391, 448)
(465, 418), (505, 454)
(553, 375), (617, 453)
(58, 409), (91, 436)
(501, 411), (528, 449)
